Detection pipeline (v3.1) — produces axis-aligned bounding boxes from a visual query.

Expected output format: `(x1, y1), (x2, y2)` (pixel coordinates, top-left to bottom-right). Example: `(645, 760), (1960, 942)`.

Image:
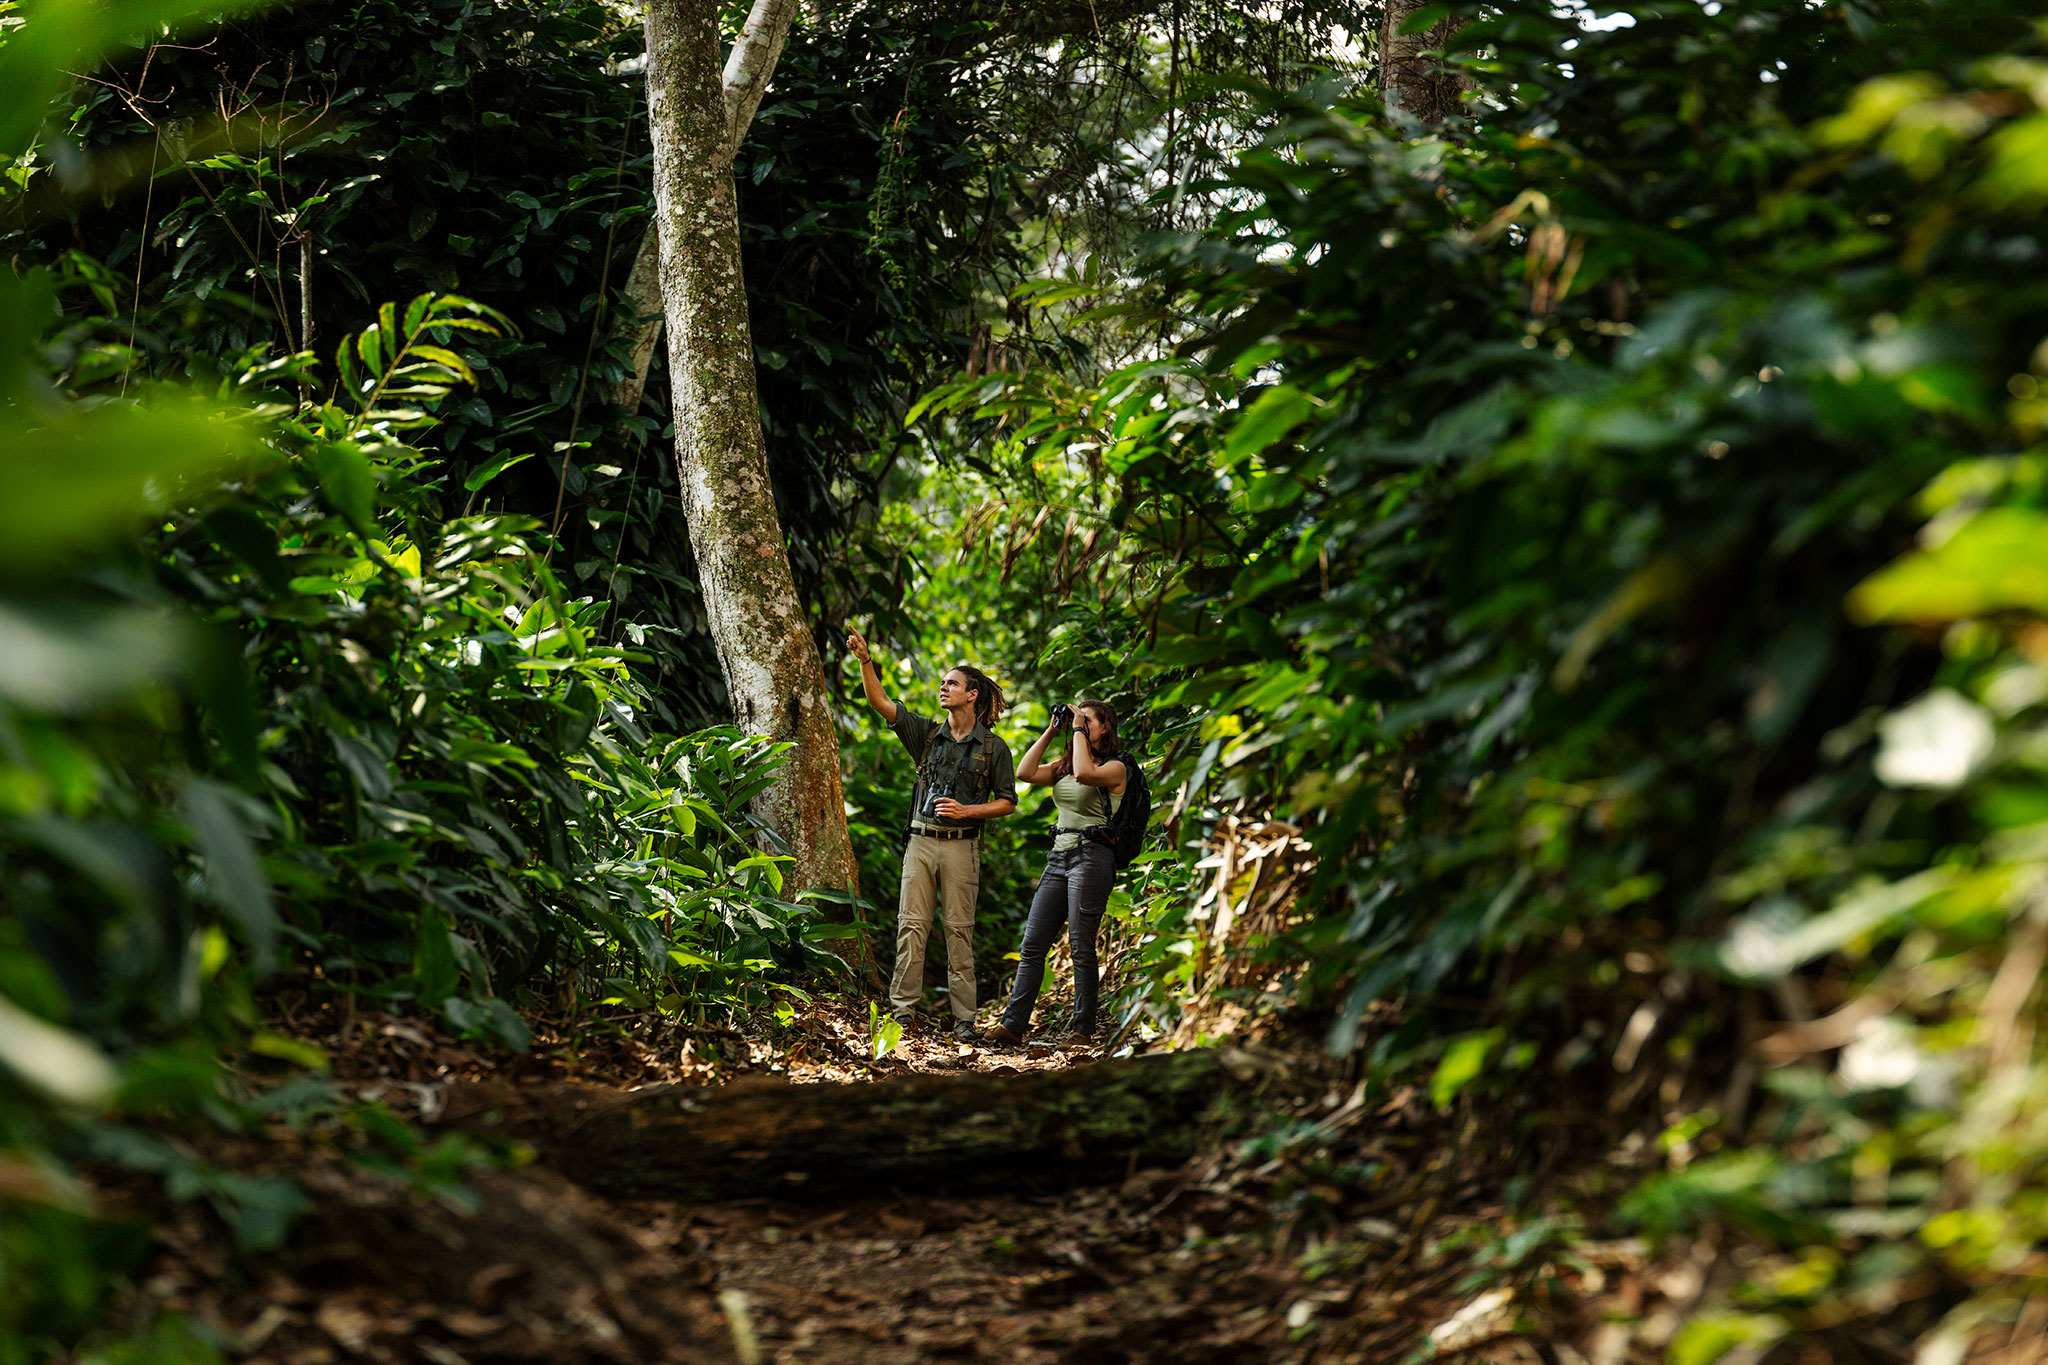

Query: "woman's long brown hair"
(1048, 699), (1120, 780)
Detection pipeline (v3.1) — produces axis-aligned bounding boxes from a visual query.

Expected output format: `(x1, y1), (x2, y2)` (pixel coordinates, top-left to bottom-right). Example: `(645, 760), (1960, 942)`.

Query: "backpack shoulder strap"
(1100, 754), (1130, 820)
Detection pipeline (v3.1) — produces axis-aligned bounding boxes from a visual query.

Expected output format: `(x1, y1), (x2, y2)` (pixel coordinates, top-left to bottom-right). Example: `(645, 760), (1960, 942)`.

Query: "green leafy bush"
(0, 264), (857, 1349)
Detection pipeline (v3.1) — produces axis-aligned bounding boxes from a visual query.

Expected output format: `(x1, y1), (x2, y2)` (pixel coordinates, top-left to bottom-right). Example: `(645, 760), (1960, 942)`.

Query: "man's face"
(940, 670), (975, 712)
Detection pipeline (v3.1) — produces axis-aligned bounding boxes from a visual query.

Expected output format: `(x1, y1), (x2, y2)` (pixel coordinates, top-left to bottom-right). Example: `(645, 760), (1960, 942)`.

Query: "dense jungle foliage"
(6, 0), (2048, 1359)
(923, 0), (2048, 1354)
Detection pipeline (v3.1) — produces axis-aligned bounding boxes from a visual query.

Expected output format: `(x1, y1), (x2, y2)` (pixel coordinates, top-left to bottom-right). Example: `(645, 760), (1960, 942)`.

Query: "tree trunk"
(607, 0), (800, 419)
(445, 1050), (1236, 1202)
(603, 230), (665, 418)
(1379, 0), (1467, 125)
(642, 0), (861, 907)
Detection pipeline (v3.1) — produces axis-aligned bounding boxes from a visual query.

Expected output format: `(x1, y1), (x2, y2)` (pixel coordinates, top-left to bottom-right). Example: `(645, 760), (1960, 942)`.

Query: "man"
(846, 629), (1017, 1042)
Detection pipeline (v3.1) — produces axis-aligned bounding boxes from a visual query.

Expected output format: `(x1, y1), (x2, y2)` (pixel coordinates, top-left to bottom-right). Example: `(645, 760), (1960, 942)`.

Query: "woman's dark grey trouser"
(1000, 842), (1114, 1036)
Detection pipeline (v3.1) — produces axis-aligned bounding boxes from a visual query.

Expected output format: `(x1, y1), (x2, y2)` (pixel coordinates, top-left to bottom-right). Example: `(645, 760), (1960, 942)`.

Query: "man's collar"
(942, 713), (989, 745)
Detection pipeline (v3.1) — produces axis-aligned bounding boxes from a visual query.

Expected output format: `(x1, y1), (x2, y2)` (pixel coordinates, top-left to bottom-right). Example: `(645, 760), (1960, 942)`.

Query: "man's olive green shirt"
(890, 707), (1018, 833)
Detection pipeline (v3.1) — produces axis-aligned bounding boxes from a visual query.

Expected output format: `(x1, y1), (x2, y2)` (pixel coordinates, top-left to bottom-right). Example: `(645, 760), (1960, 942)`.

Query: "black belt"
(908, 823), (978, 841)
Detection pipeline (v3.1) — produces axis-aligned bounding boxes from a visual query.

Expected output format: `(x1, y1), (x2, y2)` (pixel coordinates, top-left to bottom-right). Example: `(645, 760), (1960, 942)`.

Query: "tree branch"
(721, 0), (802, 160)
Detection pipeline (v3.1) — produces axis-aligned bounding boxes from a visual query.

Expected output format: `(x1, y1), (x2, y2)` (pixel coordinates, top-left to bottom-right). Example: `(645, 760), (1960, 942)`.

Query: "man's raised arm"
(845, 629), (898, 724)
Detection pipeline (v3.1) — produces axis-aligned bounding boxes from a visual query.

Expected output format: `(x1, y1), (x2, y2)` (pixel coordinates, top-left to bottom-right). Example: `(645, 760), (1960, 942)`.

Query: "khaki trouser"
(890, 834), (979, 1023)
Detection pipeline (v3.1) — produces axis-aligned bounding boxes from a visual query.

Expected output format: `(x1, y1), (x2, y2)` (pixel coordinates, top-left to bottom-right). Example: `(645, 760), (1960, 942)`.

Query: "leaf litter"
(83, 994), (1726, 1364)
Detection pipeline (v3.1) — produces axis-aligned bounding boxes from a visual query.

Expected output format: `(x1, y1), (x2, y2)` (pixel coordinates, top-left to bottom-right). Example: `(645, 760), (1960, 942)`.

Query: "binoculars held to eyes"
(1049, 703), (1075, 728)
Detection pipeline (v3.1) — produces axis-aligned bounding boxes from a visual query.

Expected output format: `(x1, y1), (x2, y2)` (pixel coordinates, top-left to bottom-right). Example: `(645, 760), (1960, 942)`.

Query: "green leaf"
(413, 910), (458, 1007)
(1669, 1313), (1791, 1365)
(0, 403), (253, 573)
(869, 1000), (903, 1059)
(1848, 508), (2048, 623)
(1718, 869), (1954, 981)
(212, 1173), (306, 1252)
(1221, 384), (1315, 468)
(402, 292), (436, 336)
(1982, 114), (2048, 209)
(312, 440), (379, 534)
(444, 996), (532, 1050)
(403, 344), (477, 383)
(0, 604), (189, 710)
(1430, 1029), (1503, 1110)
(331, 732), (395, 800)
(1395, 2), (1452, 35)
(180, 778), (279, 972)
(248, 1032), (330, 1072)
(554, 680), (599, 751)
(464, 449), (537, 491)
(1554, 555), (1690, 691)
(189, 626), (261, 776)
(335, 336), (362, 399)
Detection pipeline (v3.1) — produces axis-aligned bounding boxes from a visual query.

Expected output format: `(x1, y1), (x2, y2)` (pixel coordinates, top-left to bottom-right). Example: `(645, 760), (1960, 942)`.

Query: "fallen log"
(445, 1049), (1236, 1203)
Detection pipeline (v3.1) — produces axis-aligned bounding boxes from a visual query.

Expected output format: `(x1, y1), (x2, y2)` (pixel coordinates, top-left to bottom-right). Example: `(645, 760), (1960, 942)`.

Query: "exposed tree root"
(442, 1049), (1241, 1202)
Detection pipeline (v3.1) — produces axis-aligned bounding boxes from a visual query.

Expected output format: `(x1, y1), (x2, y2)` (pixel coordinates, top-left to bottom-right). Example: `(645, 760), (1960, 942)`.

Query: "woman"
(985, 699), (1126, 1046)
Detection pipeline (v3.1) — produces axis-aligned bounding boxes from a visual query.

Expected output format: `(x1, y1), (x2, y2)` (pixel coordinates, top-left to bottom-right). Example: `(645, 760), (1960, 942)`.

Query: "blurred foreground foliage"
(0, 258), (868, 1345)
(918, 0), (2048, 1353)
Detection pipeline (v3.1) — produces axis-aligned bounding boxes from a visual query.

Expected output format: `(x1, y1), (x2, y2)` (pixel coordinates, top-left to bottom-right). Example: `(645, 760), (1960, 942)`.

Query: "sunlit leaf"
(1849, 508), (2048, 623)
(1430, 1029), (1503, 1110)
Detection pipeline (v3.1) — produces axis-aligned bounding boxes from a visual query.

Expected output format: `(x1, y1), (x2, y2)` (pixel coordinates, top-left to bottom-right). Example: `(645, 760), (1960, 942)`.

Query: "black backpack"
(1089, 754), (1152, 871)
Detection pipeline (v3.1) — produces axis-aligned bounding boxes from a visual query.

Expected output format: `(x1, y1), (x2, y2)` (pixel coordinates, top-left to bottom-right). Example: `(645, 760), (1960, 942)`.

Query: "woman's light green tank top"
(1052, 770), (1122, 851)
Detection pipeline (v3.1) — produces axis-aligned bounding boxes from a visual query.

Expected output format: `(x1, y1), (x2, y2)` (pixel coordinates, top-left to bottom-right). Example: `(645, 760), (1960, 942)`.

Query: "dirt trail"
(476, 1010), (1353, 1365)
(594, 1009), (1328, 1363)
(112, 1001), (1668, 1365)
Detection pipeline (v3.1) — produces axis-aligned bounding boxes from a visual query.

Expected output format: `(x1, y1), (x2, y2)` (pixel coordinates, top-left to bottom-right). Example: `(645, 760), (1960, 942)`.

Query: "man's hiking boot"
(984, 1021), (1025, 1046)
(952, 1020), (983, 1043)
(1061, 1031), (1096, 1051)
(889, 1010), (917, 1034)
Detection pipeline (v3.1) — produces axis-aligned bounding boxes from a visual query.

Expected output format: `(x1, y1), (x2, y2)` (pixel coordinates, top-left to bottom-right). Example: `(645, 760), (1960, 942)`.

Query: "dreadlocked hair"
(952, 664), (1003, 729)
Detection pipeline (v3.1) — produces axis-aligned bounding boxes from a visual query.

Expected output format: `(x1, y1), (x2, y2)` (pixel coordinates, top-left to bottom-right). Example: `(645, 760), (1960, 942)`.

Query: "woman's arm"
(845, 629), (898, 724)
(1070, 730), (1127, 794)
(1015, 722), (1063, 786)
